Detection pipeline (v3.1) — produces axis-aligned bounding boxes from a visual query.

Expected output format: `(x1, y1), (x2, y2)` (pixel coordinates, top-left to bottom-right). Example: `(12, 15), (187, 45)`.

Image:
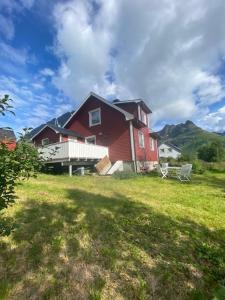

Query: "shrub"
(198, 141), (225, 162)
(0, 95), (43, 235)
(192, 160), (206, 174)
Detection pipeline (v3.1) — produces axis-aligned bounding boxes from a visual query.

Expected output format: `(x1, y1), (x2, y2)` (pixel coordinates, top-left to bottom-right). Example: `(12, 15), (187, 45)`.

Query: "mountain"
(157, 120), (225, 155)
(215, 132), (225, 137)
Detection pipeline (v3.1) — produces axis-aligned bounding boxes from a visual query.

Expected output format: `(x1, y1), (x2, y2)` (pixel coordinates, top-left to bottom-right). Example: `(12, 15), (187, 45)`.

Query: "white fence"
(39, 141), (108, 162)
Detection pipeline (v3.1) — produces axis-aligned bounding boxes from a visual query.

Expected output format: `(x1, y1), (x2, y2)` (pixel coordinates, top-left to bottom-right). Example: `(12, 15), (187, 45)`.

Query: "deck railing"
(39, 140), (108, 162)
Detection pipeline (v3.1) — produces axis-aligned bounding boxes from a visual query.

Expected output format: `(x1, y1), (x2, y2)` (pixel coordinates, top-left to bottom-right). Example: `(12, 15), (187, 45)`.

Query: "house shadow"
(0, 188), (224, 299)
(191, 173), (225, 192)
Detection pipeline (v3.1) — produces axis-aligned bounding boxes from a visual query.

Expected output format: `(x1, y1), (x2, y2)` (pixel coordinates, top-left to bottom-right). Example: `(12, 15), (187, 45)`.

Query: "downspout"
(129, 120), (137, 172)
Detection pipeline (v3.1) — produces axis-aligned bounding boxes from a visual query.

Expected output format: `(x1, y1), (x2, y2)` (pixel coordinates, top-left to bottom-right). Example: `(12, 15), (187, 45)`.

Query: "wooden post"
(69, 164), (72, 177)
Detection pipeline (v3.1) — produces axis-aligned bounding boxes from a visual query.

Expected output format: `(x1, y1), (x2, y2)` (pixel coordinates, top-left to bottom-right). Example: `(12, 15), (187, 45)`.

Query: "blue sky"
(1, 0), (225, 133)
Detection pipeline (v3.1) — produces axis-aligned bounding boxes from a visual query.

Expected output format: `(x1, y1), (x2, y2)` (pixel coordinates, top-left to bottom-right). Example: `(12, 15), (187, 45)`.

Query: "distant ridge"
(215, 132), (225, 137)
(157, 120), (225, 155)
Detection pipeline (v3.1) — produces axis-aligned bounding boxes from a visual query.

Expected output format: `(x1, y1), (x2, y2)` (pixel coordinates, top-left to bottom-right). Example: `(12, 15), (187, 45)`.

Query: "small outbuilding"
(0, 128), (16, 150)
(158, 142), (181, 159)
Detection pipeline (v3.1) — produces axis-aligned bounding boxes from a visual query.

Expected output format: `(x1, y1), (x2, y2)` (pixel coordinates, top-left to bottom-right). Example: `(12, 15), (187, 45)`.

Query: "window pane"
(138, 131), (144, 148)
(42, 138), (49, 146)
(86, 136), (96, 144)
(91, 110), (100, 125)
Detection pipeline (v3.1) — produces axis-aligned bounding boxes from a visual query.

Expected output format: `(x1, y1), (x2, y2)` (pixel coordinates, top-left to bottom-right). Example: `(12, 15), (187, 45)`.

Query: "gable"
(64, 92), (133, 128)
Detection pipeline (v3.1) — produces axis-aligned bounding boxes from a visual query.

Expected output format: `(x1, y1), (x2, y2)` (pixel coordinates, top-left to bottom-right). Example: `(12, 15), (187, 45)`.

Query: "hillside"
(157, 120), (225, 155)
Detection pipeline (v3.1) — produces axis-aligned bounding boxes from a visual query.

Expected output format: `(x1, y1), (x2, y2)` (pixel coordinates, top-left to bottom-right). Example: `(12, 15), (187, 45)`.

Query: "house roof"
(0, 128), (16, 141)
(149, 132), (159, 139)
(113, 99), (152, 114)
(159, 142), (181, 152)
(47, 124), (84, 138)
(64, 92), (134, 127)
(29, 124), (84, 140)
(26, 111), (74, 140)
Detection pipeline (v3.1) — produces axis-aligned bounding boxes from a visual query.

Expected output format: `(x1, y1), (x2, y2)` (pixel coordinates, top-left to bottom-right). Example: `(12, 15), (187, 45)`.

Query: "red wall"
(66, 96), (132, 162)
(33, 127), (60, 146)
(115, 102), (139, 119)
(1, 140), (16, 150)
(149, 138), (158, 161)
(133, 126), (152, 161)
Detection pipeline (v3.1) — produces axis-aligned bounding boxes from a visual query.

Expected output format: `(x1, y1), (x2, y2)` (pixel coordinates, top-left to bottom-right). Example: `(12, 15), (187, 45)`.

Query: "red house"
(29, 92), (158, 174)
(0, 128), (16, 150)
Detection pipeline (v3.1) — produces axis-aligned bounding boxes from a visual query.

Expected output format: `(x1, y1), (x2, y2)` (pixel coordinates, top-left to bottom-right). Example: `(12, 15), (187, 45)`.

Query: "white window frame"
(41, 138), (49, 146)
(141, 110), (147, 125)
(138, 131), (145, 148)
(150, 137), (155, 151)
(89, 108), (101, 127)
(138, 105), (148, 125)
(85, 135), (96, 145)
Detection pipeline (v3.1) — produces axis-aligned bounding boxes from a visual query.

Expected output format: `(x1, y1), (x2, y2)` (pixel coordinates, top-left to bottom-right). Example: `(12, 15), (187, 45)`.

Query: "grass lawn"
(0, 172), (225, 299)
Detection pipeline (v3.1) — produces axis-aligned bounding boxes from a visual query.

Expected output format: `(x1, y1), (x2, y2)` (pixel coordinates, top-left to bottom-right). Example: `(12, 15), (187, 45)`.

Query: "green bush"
(204, 162), (225, 173)
(198, 141), (225, 162)
(0, 95), (42, 229)
(113, 170), (138, 179)
(192, 160), (206, 174)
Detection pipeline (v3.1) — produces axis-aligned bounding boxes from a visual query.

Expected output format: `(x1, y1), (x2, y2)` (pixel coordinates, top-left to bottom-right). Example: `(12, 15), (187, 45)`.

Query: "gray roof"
(113, 99), (152, 113)
(0, 128), (16, 141)
(26, 111), (74, 140)
(47, 124), (84, 138)
(159, 142), (181, 152)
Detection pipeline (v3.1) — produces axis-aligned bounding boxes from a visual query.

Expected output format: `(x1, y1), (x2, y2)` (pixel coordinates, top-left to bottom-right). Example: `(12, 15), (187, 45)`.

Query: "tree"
(198, 141), (225, 162)
(0, 95), (42, 234)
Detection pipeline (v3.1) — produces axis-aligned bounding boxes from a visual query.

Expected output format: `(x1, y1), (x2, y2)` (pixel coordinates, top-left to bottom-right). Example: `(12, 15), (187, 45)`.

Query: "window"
(138, 105), (147, 125)
(150, 137), (155, 151)
(160, 148), (165, 152)
(141, 110), (147, 125)
(42, 138), (49, 146)
(85, 135), (96, 145)
(89, 108), (101, 126)
(138, 131), (145, 148)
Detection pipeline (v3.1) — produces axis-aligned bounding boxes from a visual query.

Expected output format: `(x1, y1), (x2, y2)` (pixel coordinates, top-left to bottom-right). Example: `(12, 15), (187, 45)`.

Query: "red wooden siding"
(115, 102), (139, 119)
(133, 126), (151, 161)
(149, 137), (158, 161)
(66, 95), (132, 162)
(1, 140), (16, 150)
(33, 127), (60, 146)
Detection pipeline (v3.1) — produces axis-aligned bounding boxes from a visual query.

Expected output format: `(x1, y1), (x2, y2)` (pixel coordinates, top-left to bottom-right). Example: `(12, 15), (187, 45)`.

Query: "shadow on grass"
(195, 174), (225, 191)
(0, 188), (225, 299)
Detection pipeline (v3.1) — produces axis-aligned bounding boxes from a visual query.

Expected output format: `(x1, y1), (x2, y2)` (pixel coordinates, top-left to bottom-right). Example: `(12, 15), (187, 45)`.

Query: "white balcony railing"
(39, 141), (108, 162)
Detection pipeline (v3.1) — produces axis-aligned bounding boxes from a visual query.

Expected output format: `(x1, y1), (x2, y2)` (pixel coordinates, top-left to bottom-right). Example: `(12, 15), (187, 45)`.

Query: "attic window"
(89, 108), (101, 127)
(42, 138), (49, 146)
(138, 106), (147, 125)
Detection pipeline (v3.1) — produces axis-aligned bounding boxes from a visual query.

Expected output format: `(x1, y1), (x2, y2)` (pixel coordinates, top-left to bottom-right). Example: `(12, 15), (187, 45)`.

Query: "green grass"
(0, 172), (225, 299)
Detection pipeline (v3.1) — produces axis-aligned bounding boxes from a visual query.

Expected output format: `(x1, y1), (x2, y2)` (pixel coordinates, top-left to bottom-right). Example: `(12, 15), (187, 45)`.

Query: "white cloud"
(0, 75), (66, 132)
(0, 15), (14, 40)
(0, 0), (36, 41)
(40, 68), (55, 77)
(52, 0), (225, 130)
(201, 106), (225, 132)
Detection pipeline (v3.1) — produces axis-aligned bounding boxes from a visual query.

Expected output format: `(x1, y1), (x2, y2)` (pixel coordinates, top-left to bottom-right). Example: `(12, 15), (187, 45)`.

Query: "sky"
(1, 0), (225, 133)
